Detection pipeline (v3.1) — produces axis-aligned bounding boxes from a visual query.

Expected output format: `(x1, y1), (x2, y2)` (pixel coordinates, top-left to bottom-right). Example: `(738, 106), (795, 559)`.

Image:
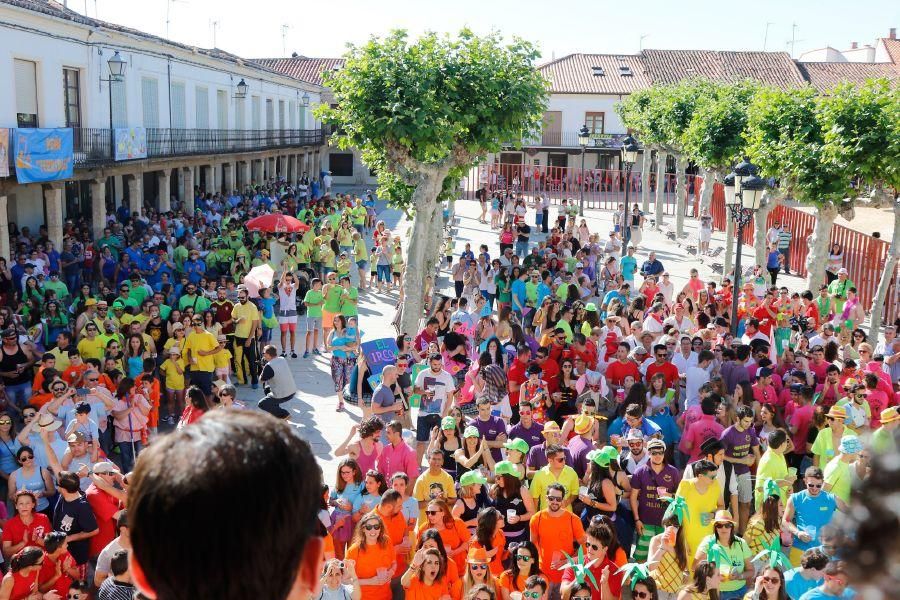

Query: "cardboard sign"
(360, 337), (399, 376)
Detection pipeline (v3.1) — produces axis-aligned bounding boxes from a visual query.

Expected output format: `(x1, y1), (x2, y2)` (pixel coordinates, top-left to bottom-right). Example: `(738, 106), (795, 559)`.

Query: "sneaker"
(251, 383), (259, 390)
(312, 348), (321, 356)
(291, 352), (298, 358)
(302, 351), (309, 359)
(281, 351), (287, 357)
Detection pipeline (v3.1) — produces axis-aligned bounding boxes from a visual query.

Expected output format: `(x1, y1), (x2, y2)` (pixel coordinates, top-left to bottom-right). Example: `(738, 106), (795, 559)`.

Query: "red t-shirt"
(539, 357), (561, 395)
(38, 551), (75, 596)
(561, 556), (624, 600)
(85, 484), (122, 558)
(645, 362), (680, 390)
(605, 360), (641, 387)
(507, 359), (529, 406)
(753, 305), (777, 337)
(1, 514), (51, 548)
(803, 302), (821, 330)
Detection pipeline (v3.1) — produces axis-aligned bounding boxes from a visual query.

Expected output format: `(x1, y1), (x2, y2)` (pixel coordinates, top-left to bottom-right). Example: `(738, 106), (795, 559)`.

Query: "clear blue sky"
(81, 0), (898, 61)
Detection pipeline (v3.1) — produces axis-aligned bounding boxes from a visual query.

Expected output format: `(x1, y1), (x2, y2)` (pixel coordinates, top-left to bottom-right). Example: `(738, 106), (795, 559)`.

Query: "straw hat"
(879, 406), (900, 425)
(37, 413), (63, 432)
(712, 510), (737, 525)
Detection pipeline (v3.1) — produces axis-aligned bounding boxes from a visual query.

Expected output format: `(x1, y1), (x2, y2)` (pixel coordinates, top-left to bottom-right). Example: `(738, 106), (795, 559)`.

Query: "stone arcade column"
(157, 171), (171, 213)
(240, 161), (251, 190)
(223, 163), (235, 194)
(182, 168), (195, 214)
(0, 195), (9, 261)
(126, 174), (143, 216)
(251, 159), (262, 185)
(43, 185), (64, 250)
(89, 179), (106, 240)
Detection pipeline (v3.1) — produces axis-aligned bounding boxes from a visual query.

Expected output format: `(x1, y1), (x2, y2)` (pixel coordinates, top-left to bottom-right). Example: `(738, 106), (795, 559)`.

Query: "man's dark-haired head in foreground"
(128, 410), (324, 600)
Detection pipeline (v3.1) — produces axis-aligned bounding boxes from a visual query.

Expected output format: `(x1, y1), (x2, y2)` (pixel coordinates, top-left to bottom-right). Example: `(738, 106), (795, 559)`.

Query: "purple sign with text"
(360, 338), (400, 376)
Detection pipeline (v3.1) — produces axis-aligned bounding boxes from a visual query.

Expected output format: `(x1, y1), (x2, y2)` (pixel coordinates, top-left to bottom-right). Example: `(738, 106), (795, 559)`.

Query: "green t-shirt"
(353, 238), (369, 261)
(755, 449), (788, 510)
(823, 457), (852, 504)
(556, 319), (574, 343)
(323, 285), (343, 313)
(351, 205), (367, 225)
(340, 288), (359, 317)
(172, 246), (189, 273)
(158, 304), (172, 321)
(128, 284), (150, 306)
(303, 289), (324, 318)
(698, 536), (752, 592)
(178, 293), (211, 313)
(43, 279), (70, 300)
(496, 278), (511, 303)
(525, 281), (538, 306)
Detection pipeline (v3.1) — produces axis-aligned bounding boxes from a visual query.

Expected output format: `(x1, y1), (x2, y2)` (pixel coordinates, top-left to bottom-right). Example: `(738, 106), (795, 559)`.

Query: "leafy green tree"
(318, 29), (548, 333)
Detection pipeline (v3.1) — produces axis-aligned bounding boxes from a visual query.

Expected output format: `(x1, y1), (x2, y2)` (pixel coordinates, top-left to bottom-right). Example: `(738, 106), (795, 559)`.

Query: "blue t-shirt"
(785, 567), (823, 600)
(799, 586), (855, 600)
(619, 255), (637, 281)
(259, 297), (277, 320)
(511, 279), (527, 309)
(536, 282), (552, 307)
(789, 489), (838, 551)
(767, 250), (781, 270)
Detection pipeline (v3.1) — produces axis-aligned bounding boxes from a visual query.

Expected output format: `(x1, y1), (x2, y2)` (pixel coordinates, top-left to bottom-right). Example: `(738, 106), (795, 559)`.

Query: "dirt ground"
(791, 203), (896, 240)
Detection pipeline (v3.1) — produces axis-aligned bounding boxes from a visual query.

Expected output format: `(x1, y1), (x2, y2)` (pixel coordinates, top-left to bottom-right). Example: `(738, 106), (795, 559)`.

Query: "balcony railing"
(2, 128), (325, 175)
(502, 131), (632, 149)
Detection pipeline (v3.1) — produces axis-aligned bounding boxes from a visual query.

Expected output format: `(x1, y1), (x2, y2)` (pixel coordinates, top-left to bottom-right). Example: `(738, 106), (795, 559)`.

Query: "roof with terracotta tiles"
(537, 53), (652, 95)
(641, 49), (807, 89)
(796, 61), (898, 92)
(879, 37), (900, 65)
(253, 57), (346, 86)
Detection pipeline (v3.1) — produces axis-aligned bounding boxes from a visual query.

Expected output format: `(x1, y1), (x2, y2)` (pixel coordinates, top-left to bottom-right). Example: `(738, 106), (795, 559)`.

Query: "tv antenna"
(281, 24), (292, 56)
(787, 22), (803, 58)
(763, 22), (774, 51)
(210, 19), (220, 48)
(166, 0), (189, 40)
(639, 34), (649, 52)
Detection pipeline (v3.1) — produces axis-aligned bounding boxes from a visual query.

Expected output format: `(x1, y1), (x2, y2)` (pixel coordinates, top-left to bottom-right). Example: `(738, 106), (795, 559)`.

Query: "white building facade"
(0, 0), (328, 259)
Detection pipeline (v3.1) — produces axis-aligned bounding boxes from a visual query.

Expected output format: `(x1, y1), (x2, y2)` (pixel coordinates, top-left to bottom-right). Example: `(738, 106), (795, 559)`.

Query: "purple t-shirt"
(629, 464), (682, 526)
(526, 443), (574, 471)
(719, 425), (760, 475)
(468, 415), (508, 461)
(508, 420), (545, 449)
(567, 435), (594, 479)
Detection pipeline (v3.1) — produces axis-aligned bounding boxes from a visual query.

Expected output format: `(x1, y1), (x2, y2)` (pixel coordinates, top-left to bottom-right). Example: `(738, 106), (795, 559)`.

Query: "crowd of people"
(319, 191), (899, 600)
(0, 175), (394, 599)
(0, 177), (897, 600)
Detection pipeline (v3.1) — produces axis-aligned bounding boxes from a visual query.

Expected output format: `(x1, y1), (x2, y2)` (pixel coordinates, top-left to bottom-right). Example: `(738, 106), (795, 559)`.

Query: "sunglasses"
(649, 450), (665, 456)
(806, 483), (823, 489)
(19, 455), (34, 461)
(762, 576), (780, 585)
(23, 413), (36, 419)
(0, 420), (11, 425)
(523, 593), (541, 600)
(715, 523), (734, 529)
(425, 510), (439, 515)
(362, 523), (381, 531)
(547, 495), (564, 502)
(584, 541), (601, 551)
(52, 387), (66, 393)
(469, 563), (488, 571)
(516, 554), (533, 562)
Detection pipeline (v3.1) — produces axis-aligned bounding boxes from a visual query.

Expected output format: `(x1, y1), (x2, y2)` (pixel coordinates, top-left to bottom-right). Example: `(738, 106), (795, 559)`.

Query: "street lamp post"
(724, 157), (766, 336)
(620, 134), (640, 256)
(577, 125), (590, 216)
(101, 51), (127, 159)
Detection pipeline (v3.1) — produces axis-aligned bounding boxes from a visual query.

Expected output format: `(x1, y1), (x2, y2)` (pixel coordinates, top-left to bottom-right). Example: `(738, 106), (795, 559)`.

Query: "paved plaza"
(243, 192), (809, 482)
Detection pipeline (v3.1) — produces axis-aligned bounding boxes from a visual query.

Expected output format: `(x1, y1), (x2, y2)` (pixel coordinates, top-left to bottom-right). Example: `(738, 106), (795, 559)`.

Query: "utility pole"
(639, 34), (649, 52)
(210, 20), (219, 48)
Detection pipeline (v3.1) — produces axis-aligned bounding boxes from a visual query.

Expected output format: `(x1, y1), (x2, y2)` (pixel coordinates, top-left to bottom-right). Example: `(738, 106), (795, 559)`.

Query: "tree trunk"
(753, 194), (778, 267)
(868, 199), (900, 342)
(674, 154), (685, 237)
(640, 149), (651, 214)
(400, 175), (444, 336)
(655, 150), (667, 228)
(427, 197), (445, 273)
(698, 168), (715, 215)
(723, 217), (735, 283)
(805, 203), (838, 293)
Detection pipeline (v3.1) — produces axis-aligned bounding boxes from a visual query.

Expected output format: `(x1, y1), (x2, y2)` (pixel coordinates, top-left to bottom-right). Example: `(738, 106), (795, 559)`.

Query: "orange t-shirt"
(345, 542), (395, 600)
(450, 576), (501, 600)
(417, 519), (471, 573)
(378, 508), (411, 572)
(528, 510), (585, 583)
(405, 574), (451, 600)
(32, 366), (51, 392)
(323, 532), (335, 559)
(30, 392), (53, 409)
(62, 364), (89, 387)
(499, 570), (530, 594)
(471, 530), (507, 575)
(135, 374), (161, 428)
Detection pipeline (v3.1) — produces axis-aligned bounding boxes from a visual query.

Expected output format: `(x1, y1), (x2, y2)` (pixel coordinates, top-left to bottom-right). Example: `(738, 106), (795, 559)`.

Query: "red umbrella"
(245, 214), (309, 234)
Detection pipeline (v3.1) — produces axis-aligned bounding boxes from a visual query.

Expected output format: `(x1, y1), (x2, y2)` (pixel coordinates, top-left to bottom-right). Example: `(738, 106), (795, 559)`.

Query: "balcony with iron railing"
(3, 128), (325, 174)
(502, 130), (632, 149)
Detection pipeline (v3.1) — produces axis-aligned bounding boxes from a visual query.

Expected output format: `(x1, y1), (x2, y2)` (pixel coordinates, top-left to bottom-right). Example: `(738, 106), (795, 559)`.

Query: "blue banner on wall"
(14, 128), (74, 184)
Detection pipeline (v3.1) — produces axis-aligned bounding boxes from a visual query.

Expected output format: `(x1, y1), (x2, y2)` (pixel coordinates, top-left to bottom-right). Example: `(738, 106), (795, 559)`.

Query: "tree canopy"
(317, 28), (549, 206)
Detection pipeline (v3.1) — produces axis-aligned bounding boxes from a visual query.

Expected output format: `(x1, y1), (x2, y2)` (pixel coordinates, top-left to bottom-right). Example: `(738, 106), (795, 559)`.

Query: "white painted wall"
(842, 45), (877, 63)
(798, 47), (847, 62)
(546, 93), (629, 138)
(0, 4), (323, 130)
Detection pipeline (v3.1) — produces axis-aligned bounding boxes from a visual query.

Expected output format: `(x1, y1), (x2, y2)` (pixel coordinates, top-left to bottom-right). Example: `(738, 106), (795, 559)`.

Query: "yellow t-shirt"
(213, 348), (232, 370)
(412, 470), (457, 526)
(231, 301), (260, 339)
(160, 357), (186, 390)
(184, 330), (219, 372)
(77, 336), (106, 362)
(675, 478), (721, 564)
(530, 466), (580, 512)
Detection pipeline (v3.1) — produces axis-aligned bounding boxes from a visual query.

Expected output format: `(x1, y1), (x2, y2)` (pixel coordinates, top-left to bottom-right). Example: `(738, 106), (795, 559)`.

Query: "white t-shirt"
(96, 537), (125, 579)
(664, 316), (695, 334)
(685, 364), (712, 409)
(414, 368), (455, 415)
(672, 351), (698, 377)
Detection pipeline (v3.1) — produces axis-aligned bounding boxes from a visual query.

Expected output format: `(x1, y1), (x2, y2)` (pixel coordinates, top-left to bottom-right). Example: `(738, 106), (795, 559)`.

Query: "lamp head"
(577, 125), (591, 148)
(107, 51), (126, 80)
(235, 79), (248, 99)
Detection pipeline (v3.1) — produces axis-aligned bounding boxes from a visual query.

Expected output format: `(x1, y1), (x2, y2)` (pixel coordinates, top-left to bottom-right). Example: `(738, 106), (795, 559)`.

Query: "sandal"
(336, 402), (344, 412)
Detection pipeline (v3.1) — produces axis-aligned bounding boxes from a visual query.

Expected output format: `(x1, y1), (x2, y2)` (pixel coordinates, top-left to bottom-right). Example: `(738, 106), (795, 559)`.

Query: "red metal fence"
(465, 162), (898, 325)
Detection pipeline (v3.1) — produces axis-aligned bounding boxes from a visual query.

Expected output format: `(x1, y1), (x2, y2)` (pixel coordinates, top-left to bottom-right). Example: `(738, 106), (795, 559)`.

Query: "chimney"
(850, 42), (858, 49)
(890, 28), (897, 40)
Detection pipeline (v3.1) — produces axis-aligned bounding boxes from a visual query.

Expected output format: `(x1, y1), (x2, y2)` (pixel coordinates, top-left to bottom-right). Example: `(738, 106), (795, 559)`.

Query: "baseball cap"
(66, 431), (87, 443)
(463, 425), (480, 438)
(647, 438), (666, 451)
(503, 438), (530, 455)
(494, 460), (523, 479)
(459, 471), (487, 487)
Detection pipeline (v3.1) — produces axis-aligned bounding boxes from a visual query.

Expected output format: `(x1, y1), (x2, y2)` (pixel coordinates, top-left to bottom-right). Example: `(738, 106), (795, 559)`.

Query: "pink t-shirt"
(683, 415), (725, 461)
(866, 390), (890, 428)
(788, 404), (814, 454)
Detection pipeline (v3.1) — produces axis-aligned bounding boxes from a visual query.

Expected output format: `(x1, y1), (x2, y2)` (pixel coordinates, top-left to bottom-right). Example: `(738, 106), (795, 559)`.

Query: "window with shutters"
(265, 99), (274, 130)
(62, 68), (82, 128)
(141, 77), (160, 128)
(298, 105), (306, 129)
(235, 97), (246, 129)
(288, 101), (296, 128)
(278, 100), (286, 130)
(251, 96), (260, 129)
(195, 86), (209, 128)
(585, 112), (605, 135)
(217, 90), (227, 129)
(14, 59), (39, 128)
(171, 82), (186, 128)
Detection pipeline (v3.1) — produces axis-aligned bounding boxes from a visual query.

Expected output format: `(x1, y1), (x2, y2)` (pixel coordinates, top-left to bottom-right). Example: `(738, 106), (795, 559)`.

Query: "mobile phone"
(76, 388), (89, 396)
